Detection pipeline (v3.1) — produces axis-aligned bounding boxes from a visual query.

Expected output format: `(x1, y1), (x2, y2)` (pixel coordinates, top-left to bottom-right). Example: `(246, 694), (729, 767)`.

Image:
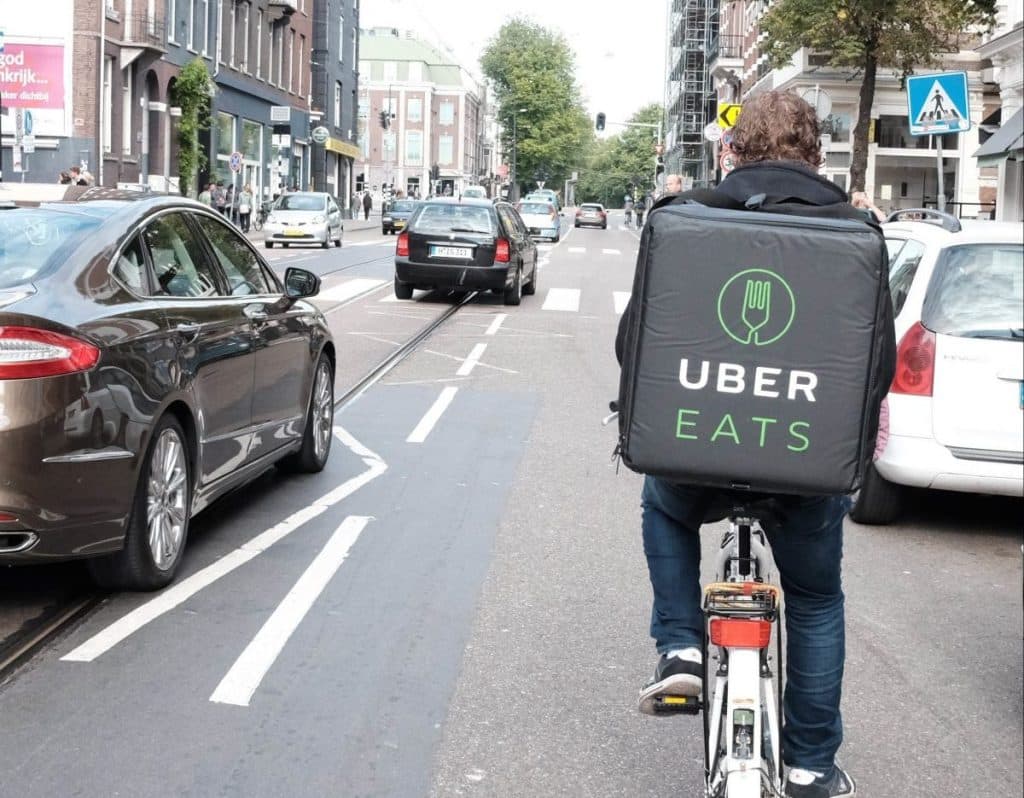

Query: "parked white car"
(851, 210), (1023, 524)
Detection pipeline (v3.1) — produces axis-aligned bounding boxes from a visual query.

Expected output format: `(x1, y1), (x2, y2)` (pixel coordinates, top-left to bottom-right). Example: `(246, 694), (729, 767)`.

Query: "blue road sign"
(907, 71), (971, 136)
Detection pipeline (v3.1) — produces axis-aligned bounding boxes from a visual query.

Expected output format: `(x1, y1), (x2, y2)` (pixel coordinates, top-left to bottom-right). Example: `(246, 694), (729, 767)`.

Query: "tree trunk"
(849, 46), (878, 193)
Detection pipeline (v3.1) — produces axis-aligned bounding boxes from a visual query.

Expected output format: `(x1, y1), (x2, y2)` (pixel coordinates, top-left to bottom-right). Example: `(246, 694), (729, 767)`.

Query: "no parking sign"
(229, 151), (243, 172)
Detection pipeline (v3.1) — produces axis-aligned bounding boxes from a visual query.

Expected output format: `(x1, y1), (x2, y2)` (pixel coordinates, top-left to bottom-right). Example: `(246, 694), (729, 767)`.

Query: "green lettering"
(787, 421), (810, 452)
(711, 413), (741, 444)
(750, 416), (777, 448)
(676, 408), (700, 440)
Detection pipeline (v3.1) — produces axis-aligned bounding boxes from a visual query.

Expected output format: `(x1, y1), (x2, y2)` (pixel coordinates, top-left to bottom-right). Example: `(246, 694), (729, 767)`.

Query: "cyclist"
(616, 90), (896, 798)
(624, 193), (634, 228)
(634, 192), (647, 228)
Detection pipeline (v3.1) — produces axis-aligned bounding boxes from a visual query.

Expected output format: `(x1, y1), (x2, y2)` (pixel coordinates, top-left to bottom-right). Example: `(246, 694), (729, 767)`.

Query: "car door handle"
(175, 322), (201, 341)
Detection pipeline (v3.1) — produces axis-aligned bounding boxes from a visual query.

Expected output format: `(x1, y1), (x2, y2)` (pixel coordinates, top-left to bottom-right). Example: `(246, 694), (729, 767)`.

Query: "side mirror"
(284, 267), (320, 299)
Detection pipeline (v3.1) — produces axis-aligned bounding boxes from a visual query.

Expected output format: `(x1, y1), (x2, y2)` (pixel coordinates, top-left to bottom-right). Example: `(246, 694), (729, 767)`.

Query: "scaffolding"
(666, 0), (719, 186)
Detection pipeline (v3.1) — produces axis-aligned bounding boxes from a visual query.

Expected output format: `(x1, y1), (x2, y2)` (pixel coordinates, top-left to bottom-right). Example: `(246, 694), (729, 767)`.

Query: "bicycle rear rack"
(703, 581), (780, 619)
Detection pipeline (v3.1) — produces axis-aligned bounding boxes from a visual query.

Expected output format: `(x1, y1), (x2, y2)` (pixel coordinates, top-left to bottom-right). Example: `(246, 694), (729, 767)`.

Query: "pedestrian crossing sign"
(907, 71), (971, 136)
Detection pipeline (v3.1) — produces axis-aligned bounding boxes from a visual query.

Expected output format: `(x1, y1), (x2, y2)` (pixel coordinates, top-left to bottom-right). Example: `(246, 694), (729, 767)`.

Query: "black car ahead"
(381, 198), (419, 235)
(393, 198), (538, 305)
(0, 190), (335, 591)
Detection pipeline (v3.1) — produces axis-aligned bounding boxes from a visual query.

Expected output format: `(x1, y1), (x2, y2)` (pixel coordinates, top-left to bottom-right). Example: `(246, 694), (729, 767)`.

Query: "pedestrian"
(351, 192), (358, 219)
(58, 170), (73, 185)
(850, 191), (886, 223)
(634, 192), (647, 228)
(224, 184), (235, 220)
(213, 181), (227, 215)
(237, 183), (254, 232)
(362, 190), (372, 220)
(665, 173), (683, 193)
(198, 182), (214, 206)
(620, 89), (896, 798)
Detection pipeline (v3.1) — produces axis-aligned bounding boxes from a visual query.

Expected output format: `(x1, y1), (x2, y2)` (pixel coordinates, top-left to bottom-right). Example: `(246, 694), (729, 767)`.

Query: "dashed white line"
(456, 342), (488, 376)
(602, 248), (621, 255)
(614, 291), (631, 315)
(318, 278), (388, 303)
(209, 515), (372, 707)
(406, 386), (459, 443)
(484, 313), (507, 336)
(542, 288), (581, 312)
(568, 247), (585, 254)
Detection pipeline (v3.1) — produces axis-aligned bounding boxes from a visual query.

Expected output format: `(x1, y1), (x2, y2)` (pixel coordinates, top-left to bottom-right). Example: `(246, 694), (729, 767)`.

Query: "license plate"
(394, 220), (405, 228)
(430, 245), (471, 258)
(284, 228), (304, 237)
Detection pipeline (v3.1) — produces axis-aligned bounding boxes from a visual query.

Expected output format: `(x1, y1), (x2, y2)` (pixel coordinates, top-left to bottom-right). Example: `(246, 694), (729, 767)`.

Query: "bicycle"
(252, 201), (270, 232)
(603, 404), (785, 798)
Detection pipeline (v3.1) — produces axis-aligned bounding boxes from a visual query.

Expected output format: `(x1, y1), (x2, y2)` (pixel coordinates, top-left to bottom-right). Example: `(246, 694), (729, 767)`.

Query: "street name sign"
(907, 71), (971, 136)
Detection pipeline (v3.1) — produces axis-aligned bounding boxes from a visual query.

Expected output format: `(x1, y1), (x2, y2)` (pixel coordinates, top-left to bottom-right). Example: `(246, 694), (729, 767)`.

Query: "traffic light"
(656, 156), (665, 178)
(430, 163), (440, 181)
(379, 111), (389, 129)
(595, 112), (606, 132)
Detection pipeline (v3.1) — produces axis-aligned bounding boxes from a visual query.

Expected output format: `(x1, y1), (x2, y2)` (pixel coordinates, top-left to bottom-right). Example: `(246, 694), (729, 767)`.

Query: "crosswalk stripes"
(541, 288), (581, 312)
(613, 291), (631, 315)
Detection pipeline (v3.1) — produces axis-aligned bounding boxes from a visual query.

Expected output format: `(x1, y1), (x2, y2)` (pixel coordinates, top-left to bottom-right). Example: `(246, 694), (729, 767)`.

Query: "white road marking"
(456, 342), (488, 376)
(568, 247), (585, 254)
(614, 291), (631, 315)
(542, 288), (581, 312)
(209, 515), (371, 707)
(318, 278), (388, 303)
(406, 386), (459, 443)
(484, 313), (507, 336)
(348, 239), (392, 247)
(61, 427), (387, 663)
(602, 248), (621, 255)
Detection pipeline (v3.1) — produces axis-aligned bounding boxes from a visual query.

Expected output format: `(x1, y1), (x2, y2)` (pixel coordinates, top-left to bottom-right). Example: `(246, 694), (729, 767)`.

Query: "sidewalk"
(243, 212), (381, 243)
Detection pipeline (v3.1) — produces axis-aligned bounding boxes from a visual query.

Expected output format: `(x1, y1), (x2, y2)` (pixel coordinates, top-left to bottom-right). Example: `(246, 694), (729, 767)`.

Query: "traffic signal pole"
(595, 114), (664, 190)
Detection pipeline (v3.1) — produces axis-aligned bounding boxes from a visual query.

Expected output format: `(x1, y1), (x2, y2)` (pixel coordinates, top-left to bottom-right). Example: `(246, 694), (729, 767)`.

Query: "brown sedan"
(0, 192), (335, 590)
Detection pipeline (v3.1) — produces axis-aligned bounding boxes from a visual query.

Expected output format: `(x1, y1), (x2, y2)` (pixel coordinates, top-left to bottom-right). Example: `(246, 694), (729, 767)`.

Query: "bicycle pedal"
(652, 694), (702, 715)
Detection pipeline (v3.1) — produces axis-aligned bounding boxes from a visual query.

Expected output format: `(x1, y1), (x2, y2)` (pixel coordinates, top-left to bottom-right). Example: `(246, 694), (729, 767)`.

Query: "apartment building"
(355, 27), (485, 200)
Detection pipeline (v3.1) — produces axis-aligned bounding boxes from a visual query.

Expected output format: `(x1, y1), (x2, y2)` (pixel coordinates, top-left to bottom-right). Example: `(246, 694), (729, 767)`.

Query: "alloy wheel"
(312, 360), (334, 461)
(145, 428), (188, 571)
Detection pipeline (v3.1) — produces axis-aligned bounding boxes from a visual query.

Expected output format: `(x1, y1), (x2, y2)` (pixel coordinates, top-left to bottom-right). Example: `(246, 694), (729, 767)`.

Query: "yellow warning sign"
(717, 103), (742, 129)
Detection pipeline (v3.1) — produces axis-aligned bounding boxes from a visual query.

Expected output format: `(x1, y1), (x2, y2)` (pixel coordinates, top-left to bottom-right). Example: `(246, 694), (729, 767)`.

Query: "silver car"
(264, 191), (344, 249)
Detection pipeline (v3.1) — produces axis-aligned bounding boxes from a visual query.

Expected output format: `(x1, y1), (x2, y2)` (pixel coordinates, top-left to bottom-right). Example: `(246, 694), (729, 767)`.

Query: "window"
(877, 115), (958, 150)
(288, 29), (295, 92)
(334, 82), (342, 128)
(102, 56), (114, 153)
(276, 25), (284, 86)
(143, 215), (220, 298)
(338, 13), (344, 62)
(168, 0), (177, 43)
(113, 237), (148, 294)
(922, 244), (1024, 338)
(188, 0), (195, 49)
(228, 1), (237, 66)
(885, 239), (926, 315)
(408, 62), (422, 82)
(439, 101), (454, 125)
(200, 0), (209, 55)
(407, 97), (422, 123)
(438, 134), (453, 165)
(193, 215), (272, 295)
(383, 61), (397, 82)
(266, 19), (273, 82)
(121, 63), (133, 156)
(298, 35), (305, 96)
(351, 28), (356, 65)
(405, 130), (422, 166)
(256, 10), (263, 78)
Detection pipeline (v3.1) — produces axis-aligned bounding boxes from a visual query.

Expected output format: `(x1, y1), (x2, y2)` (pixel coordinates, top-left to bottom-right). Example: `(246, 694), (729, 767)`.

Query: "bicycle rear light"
(709, 618), (772, 648)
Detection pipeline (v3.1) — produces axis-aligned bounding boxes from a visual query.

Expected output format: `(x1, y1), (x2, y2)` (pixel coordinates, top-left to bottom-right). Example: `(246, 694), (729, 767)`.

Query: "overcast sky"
(360, 0), (668, 133)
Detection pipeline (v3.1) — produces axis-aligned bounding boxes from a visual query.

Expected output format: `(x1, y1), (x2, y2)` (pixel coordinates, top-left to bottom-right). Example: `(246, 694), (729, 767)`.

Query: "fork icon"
(741, 279), (772, 344)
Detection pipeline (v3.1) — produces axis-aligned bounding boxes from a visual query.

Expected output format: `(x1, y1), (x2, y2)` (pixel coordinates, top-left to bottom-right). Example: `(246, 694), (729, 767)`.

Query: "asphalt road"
(0, 215), (1020, 797)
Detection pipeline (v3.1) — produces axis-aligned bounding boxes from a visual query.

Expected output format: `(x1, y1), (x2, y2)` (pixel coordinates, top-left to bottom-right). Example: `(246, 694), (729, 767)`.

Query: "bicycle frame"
(702, 515), (784, 798)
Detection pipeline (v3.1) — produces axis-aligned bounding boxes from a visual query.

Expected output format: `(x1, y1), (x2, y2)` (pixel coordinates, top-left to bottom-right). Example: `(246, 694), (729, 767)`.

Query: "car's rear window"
(411, 204), (494, 234)
(922, 243), (1024, 340)
(581, 204), (603, 211)
(519, 202), (551, 214)
(275, 194), (326, 211)
(391, 200), (416, 212)
(0, 209), (102, 289)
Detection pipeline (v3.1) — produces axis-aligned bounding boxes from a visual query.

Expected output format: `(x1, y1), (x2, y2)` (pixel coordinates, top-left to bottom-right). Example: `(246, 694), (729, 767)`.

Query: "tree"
(480, 18), (591, 197)
(761, 0), (997, 191)
(171, 58), (213, 197)
(576, 104), (665, 207)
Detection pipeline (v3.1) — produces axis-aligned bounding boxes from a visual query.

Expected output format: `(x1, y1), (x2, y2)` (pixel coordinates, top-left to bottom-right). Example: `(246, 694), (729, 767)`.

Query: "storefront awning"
(325, 138), (361, 159)
(973, 107), (1023, 165)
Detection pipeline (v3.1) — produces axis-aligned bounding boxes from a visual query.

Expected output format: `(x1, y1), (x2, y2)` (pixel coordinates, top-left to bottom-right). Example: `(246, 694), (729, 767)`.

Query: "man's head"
(665, 173), (683, 193)
(729, 90), (821, 169)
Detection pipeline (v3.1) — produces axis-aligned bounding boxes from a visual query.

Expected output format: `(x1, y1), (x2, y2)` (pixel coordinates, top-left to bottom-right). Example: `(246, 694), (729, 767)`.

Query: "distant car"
(850, 210), (1023, 525)
(263, 191), (344, 249)
(461, 186), (487, 200)
(394, 197), (539, 306)
(525, 189), (561, 211)
(0, 192), (335, 590)
(382, 198), (419, 235)
(516, 199), (561, 242)
(574, 203), (607, 229)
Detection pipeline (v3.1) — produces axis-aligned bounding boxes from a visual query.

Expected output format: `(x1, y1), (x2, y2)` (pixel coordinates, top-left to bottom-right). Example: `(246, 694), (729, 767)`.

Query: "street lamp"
(510, 107), (527, 202)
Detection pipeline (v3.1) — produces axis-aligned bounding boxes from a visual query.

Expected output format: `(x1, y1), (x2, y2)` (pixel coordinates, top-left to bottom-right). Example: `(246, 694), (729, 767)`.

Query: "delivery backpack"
(617, 196), (894, 495)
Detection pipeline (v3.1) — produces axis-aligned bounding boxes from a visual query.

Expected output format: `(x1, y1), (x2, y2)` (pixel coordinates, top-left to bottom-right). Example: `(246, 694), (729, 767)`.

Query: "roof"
(359, 29), (479, 91)
(973, 107), (1024, 164)
(883, 219), (1023, 245)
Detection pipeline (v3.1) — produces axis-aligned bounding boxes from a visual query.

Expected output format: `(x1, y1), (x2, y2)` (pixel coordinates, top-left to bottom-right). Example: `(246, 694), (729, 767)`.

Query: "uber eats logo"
(673, 267), (816, 454)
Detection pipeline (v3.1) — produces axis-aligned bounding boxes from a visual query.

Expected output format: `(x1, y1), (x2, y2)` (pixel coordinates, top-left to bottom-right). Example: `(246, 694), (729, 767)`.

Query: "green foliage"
(576, 104), (664, 207)
(480, 18), (591, 194)
(171, 58), (213, 197)
(761, 0), (997, 190)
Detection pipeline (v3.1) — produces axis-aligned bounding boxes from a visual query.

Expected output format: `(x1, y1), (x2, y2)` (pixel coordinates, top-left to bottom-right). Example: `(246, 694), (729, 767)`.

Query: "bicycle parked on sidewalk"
(252, 201), (271, 232)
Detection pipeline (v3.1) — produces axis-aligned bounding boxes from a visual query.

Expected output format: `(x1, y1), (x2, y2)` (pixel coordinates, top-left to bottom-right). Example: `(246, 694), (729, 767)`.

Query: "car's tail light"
(0, 326), (100, 380)
(576, 210), (582, 217)
(600, 211), (607, 218)
(891, 321), (935, 396)
(0, 512), (17, 523)
(396, 232), (409, 257)
(550, 208), (558, 222)
(709, 618), (772, 648)
(495, 238), (511, 263)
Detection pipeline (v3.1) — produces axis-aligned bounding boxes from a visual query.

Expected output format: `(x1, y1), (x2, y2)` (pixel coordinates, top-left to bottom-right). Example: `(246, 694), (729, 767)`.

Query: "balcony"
(268, 0), (298, 14)
(708, 34), (743, 82)
(121, 13), (166, 50)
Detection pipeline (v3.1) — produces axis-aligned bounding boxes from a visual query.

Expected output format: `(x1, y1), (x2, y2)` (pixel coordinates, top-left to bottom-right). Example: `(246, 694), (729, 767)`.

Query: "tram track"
(0, 292), (472, 684)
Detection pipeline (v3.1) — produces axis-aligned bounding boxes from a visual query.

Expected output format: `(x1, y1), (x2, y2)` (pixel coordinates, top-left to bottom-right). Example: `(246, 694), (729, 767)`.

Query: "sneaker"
(637, 648), (702, 716)
(786, 765), (856, 798)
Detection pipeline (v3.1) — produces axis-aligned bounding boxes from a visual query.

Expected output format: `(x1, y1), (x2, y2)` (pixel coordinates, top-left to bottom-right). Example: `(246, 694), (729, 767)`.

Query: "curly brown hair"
(729, 90), (822, 168)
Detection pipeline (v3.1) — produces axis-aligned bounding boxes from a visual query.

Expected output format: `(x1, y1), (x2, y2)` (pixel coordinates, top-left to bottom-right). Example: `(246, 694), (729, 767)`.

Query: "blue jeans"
(641, 476), (848, 773)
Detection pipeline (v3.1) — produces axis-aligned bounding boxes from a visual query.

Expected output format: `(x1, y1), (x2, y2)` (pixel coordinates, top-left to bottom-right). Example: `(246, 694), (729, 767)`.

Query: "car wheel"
(382, 227), (388, 235)
(849, 462), (903, 525)
(87, 415), (191, 591)
(279, 353), (334, 474)
(321, 236), (329, 249)
(601, 224), (607, 230)
(265, 241), (274, 249)
(574, 222), (580, 228)
(334, 234), (342, 248)
(552, 232), (560, 242)
(503, 266), (522, 306)
(283, 243), (290, 249)
(394, 275), (414, 300)
(523, 262), (537, 296)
